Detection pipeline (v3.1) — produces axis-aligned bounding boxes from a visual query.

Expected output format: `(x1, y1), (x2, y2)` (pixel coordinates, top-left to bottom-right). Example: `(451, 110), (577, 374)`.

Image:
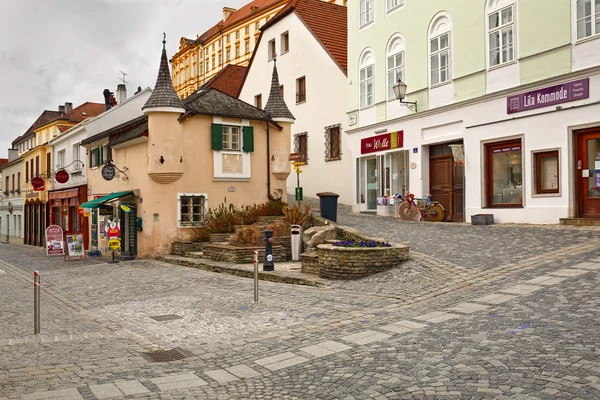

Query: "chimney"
(250, 5), (258, 13)
(223, 7), (236, 21)
(58, 105), (65, 113)
(65, 102), (73, 113)
(116, 84), (127, 104)
(103, 89), (114, 111)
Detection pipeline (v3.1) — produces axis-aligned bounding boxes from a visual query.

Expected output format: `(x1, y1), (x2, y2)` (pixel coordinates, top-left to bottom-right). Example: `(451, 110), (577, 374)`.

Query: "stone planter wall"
(171, 241), (206, 256)
(203, 243), (287, 264)
(257, 216), (283, 227)
(300, 252), (320, 275)
(209, 233), (232, 243)
(273, 236), (291, 260)
(317, 243), (409, 280)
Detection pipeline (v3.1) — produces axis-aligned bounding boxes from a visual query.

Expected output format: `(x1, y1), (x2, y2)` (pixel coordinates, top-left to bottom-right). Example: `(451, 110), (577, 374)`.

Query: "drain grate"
(142, 347), (193, 362)
(149, 314), (183, 322)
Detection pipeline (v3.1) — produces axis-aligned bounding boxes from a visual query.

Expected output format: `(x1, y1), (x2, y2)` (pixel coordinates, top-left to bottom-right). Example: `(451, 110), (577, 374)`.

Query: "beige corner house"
(81, 37), (294, 258)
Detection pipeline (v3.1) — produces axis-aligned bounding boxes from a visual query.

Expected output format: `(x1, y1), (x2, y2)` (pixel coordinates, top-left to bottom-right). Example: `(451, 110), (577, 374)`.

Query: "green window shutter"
(95, 148), (100, 167)
(211, 123), (223, 151)
(107, 146), (112, 162)
(242, 126), (254, 153)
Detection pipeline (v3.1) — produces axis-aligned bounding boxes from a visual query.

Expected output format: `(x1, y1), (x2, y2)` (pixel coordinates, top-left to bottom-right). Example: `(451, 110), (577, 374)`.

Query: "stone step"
(157, 255), (323, 287)
(559, 218), (600, 226)
(185, 251), (204, 259)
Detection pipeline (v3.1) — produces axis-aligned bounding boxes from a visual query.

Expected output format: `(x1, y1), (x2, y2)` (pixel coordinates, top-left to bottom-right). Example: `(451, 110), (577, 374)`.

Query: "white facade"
(239, 11), (353, 204)
(0, 151), (24, 244)
(49, 88), (152, 193)
(348, 68), (600, 224)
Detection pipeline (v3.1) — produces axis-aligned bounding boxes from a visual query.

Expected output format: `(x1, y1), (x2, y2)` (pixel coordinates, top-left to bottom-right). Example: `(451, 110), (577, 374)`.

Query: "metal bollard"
(253, 250), (259, 303)
(34, 271), (40, 334)
(263, 230), (274, 271)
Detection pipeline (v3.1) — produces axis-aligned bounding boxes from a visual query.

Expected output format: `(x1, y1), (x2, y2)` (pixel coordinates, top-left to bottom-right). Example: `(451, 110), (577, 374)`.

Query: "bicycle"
(397, 192), (446, 222)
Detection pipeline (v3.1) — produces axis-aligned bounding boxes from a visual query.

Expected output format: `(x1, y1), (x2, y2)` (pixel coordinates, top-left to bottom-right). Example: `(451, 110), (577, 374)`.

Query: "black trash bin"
(316, 192), (339, 222)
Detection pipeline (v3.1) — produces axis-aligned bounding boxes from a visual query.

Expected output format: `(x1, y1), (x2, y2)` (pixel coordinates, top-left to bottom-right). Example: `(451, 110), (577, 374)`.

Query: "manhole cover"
(142, 347), (193, 362)
(149, 314), (183, 322)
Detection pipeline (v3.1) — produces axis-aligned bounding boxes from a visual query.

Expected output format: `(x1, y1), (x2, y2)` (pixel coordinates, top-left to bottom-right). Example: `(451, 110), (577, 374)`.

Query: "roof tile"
(201, 64), (248, 98)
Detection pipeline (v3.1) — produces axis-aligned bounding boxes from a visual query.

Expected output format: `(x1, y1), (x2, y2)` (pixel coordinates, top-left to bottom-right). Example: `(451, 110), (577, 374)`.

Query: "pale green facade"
(348, 0), (573, 122)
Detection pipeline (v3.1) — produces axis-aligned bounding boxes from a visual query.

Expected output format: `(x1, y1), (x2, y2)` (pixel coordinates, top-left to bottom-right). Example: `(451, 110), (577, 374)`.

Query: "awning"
(48, 188), (79, 200)
(81, 190), (134, 209)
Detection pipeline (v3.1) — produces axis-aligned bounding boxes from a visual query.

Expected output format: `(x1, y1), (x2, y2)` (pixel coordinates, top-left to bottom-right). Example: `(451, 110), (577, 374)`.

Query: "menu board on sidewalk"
(45, 225), (64, 257)
(65, 234), (85, 259)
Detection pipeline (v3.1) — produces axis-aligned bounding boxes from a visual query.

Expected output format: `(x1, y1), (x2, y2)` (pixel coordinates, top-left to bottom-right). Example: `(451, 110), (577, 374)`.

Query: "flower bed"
(333, 240), (391, 248)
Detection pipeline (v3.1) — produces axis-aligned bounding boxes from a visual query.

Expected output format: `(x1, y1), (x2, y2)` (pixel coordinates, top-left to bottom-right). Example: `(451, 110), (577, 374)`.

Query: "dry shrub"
(191, 226), (211, 242)
(230, 224), (263, 246)
(267, 219), (290, 237)
(283, 203), (312, 226)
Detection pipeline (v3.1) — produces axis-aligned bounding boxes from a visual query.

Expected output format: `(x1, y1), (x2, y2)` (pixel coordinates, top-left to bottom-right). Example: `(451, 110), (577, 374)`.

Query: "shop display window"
(486, 139), (523, 207)
(534, 150), (559, 195)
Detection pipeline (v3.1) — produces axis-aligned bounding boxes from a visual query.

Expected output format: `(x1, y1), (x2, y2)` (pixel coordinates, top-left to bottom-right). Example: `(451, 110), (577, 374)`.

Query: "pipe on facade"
(266, 119), (271, 199)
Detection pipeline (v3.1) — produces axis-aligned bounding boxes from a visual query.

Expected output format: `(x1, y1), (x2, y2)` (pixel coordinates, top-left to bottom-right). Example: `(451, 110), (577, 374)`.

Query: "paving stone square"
(203, 369), (239, 383)
(500, 284), (543, 295)
(413, 311), (462, 323)
(447, 302), (490, 313)
(225, 364), (262, 379)
(473, 293), (518, 304)
(340, 330), (391, 345)
(526, 275), (567, 285)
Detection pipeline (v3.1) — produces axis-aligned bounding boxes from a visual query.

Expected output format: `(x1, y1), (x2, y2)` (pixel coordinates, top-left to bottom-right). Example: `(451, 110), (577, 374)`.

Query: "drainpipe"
(266, 119), (271, 199)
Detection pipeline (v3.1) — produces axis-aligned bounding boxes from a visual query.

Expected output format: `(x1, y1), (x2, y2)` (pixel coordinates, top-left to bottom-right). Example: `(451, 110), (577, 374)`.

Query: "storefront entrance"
(358, 151), (409, 212)
(429, 143), (464, 222)
(576, 127), (600, 218)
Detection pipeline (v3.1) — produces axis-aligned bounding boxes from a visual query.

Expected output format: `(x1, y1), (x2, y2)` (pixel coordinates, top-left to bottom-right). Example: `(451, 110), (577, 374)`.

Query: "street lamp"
(393, 79), (418, 112)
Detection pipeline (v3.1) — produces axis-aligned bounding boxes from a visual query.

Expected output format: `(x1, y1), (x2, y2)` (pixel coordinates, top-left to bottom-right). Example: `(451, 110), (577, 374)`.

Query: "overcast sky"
(0, 0), (250, 158)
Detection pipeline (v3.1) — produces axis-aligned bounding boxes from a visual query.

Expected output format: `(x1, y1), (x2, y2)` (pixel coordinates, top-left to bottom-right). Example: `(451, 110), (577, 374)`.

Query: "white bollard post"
(253, 250), (259, 303)
(34, 271), (40, 334)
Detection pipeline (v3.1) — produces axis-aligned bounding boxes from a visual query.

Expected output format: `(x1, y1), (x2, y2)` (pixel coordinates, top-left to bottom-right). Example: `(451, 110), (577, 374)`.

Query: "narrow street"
(1, 213), (600, 399)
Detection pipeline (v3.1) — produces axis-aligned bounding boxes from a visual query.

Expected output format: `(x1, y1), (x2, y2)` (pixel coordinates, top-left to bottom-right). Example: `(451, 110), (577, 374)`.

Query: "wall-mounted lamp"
(393, 79), (418, 113)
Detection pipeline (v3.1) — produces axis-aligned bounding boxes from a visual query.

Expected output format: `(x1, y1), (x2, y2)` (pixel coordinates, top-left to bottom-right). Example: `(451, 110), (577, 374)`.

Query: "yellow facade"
(171, 0), (288, 99)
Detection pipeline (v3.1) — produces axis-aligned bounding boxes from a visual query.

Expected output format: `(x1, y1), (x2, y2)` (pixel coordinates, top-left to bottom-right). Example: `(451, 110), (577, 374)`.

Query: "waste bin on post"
(291, 224), (303, 261)
(316, 192), (340, 222)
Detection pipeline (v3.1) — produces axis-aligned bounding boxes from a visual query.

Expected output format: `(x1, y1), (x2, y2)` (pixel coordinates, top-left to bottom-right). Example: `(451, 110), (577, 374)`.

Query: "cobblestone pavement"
(2, 206), (600, 399)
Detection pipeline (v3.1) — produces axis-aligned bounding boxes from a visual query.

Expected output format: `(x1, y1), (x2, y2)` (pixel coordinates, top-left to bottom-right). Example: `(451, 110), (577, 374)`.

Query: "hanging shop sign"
(55, 170), (70, 184)
(45, 225), (64, 256)
(31, 177), (45, 191)
(507, 78), (589, 114)
(361, 131), (404, 154)
(102, 164), (116, 181)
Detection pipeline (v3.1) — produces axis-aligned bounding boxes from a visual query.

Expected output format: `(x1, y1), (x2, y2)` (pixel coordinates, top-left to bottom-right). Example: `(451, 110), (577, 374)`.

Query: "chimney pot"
(103, 89), (113, 111)
(116, 84), (127, 105)
(58, 105), (65, 113)
(65, 102), (73, 113)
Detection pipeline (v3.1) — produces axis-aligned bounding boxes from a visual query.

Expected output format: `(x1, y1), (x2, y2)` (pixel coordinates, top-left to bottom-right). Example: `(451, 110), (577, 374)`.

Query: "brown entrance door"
(429, 143), (464, 222)
(577, 128), (600, 217)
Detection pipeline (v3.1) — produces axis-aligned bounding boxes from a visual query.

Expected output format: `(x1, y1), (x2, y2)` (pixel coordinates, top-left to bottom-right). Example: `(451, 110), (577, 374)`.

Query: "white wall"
(347, 71), (600, 224)
(51, 88), (151, 192)
(239, 12), (353, 204)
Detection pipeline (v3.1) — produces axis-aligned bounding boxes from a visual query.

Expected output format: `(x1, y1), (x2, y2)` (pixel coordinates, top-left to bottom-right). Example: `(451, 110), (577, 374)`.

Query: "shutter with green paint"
(242, 126), (254, 153)
(95, 148), (101, 167)
(211, 123), (223, 151)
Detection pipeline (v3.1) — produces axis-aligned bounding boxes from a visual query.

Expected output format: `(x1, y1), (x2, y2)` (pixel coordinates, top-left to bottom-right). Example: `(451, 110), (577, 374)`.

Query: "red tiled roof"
(201, 65), (248, 98)
(199, 0), (285, 44)
(264, 0), (347, 74)
(25, 110), (64, 133)
(44, 102), (105, 127)
(0, 158), (8, 168)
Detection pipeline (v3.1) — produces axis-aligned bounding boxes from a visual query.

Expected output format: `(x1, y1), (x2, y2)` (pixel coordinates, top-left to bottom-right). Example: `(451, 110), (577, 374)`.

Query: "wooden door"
(577, 128), (600, 217)
(430, 154), (453, 221)
(453, 163), (465, 222)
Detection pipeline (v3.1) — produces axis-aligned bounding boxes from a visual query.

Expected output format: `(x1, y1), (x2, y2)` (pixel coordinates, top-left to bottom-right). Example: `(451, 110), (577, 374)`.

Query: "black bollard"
(263, 229), (274, 271)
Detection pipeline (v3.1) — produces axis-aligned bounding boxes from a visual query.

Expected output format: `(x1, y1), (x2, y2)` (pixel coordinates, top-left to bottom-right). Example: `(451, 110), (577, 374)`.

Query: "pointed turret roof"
(143, 34), (185, 112)
(264, 60), (294, 122)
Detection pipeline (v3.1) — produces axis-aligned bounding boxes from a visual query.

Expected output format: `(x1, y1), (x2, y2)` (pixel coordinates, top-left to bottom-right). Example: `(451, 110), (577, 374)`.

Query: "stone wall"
(317, 243), (409, 280)
(300, 252), (320, 275)
(209, 233), (232, 243)
(273, 236), (291, 260)
(171, 241), (206, 256)
(203, 243), (287, 263)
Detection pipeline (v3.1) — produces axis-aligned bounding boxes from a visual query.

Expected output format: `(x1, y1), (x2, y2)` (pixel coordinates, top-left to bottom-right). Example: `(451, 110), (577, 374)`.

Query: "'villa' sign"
(361, 131), (404, 154)
(507, 78), (589, 114)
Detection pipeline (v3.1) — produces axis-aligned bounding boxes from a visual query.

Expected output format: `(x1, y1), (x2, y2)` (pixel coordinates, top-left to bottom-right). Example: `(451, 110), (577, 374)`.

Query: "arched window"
(487, 0), (516, 67)
(359, 48), (375, 108)
(428, 12), (452, 86)
(386, 34), (405, 100)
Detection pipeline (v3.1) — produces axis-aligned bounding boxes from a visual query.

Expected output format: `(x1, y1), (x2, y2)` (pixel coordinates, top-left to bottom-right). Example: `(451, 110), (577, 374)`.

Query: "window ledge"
(359, 104), (376, 111)
(213, 177), (250, 182)
(359, 20), (374, 30)
(575, 34), (600, 45)
(429, 80), (453, 90)
(386, 4), (404, 14)
(325, 158), (342, 162)
(281, 50), (289, 55)
(532, 193), (560, 198)
(296, 100), (307, 105)
(487, 59), (517, 72)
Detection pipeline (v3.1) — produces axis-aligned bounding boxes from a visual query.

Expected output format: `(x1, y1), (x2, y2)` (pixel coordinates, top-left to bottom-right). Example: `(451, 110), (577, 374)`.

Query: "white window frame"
(576, 0), (600, 40)
(386, 35), (406, 101)
(359, 49), (375, 109)
(281, 31), (289, 54)
(429, 33), (451, 86)
(222, 125), (241, 151)
(386, 0), (404, 13)
(359, 0), (374, 28)
(72, 143), (80, 162)
(57, 149), (65, 169)
(177, 193), (208, 228)
(268, 39), (276, 60)
(487, 4), (515, 68)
